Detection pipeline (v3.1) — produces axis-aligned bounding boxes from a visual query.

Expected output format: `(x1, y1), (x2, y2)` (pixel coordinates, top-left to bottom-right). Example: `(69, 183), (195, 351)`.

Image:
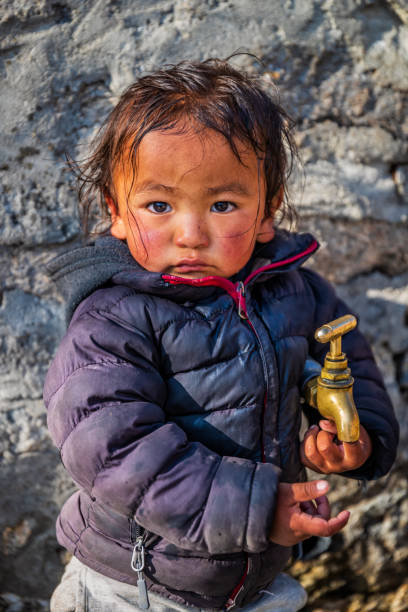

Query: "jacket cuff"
(202, 458), (281, 555)
(244, 462), (281, 553)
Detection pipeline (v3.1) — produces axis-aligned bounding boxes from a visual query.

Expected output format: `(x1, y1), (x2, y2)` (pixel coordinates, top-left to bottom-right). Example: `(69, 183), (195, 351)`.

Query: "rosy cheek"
(215, 236), (254, 276)
(138, 229), (167, 262)
(219, 232), (254, 256)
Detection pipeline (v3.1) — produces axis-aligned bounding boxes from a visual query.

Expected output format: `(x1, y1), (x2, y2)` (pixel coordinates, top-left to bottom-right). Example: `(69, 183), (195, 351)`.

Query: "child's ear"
(256, 216), (275, 243)
(105, 192), (127, 240)
(256, 187), (283, 243)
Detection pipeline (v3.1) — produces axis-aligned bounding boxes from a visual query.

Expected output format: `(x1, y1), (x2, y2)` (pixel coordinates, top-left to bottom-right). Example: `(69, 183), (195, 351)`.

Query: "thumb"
(288, 480), (329, 503)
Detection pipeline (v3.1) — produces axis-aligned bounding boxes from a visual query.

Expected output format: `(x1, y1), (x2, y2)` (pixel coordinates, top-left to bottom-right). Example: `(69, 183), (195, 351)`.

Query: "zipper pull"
(131, 535), (150, 609)
(236, 282), (247, 319)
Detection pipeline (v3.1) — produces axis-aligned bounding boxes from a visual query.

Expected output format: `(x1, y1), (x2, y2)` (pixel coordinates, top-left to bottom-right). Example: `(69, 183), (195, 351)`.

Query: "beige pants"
(50, 557), (307, 612)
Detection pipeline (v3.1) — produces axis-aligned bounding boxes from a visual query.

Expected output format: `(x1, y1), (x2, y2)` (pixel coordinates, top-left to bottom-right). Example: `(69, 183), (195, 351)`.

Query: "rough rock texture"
(0, 0), (407, 609)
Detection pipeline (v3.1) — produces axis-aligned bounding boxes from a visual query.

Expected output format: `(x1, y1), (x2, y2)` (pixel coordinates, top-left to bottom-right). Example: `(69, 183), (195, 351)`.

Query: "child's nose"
(175, 215), (209, 249)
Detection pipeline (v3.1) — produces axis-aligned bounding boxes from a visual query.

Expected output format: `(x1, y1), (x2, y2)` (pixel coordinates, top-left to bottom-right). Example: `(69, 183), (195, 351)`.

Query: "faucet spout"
(304, 376), (360, 443)
(316, 380), (360, 443)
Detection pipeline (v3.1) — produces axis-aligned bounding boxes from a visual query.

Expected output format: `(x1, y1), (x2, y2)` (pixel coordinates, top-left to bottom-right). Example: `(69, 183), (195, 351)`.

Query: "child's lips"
(173, 259), (209, 272)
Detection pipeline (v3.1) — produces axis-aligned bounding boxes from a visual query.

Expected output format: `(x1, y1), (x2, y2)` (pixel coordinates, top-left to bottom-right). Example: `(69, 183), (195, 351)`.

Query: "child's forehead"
(115, 126), (263, 184)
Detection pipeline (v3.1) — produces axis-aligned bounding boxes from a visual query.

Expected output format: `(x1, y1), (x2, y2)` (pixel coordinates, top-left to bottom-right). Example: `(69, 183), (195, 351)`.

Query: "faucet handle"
(315, 314), (357, 360)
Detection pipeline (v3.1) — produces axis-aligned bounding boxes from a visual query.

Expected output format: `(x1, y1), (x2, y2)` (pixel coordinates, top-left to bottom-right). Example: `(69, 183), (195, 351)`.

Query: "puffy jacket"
(44, 230), (398, 610)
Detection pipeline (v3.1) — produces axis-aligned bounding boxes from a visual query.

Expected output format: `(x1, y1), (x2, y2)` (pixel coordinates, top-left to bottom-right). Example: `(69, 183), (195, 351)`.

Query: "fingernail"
(308, 425), (318, 432)
(317, 480), (328, 491)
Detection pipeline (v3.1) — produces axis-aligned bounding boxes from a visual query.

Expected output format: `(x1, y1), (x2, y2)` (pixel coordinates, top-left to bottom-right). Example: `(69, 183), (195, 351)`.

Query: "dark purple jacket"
(44, 231), (398, 609)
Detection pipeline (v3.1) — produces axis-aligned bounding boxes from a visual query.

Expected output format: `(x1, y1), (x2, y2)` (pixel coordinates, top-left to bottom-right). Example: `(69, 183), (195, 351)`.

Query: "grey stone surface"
(0, 0), (407, 610)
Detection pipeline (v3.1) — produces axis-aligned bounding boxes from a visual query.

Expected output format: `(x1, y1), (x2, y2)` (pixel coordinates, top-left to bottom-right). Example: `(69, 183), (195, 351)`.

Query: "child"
(44, 59), (398, 612)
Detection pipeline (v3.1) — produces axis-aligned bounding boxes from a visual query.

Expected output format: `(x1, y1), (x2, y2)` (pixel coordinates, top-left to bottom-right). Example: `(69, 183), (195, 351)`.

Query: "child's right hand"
(269, 480), (350, 547)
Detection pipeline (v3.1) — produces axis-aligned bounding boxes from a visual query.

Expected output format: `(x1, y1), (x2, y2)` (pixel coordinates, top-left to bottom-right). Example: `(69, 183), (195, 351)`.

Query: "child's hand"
(300, 419), (373, 474)
(269, 480), (350, 547)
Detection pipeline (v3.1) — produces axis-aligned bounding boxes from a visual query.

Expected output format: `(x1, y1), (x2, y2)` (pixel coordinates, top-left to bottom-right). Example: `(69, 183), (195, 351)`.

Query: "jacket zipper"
(225, 557), (250, 610)
(162, 277), (271, 607)
(235, 281), (267, 462)
(130, 520), (150, 609)
(236, 281), (247, 319)
(226, 283), (267, 607)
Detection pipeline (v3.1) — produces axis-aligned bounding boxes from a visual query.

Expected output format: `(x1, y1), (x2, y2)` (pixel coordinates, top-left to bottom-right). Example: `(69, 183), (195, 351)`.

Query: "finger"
(302, 426), (325, 470)
(316, 430), (343, 465)
(287, 480), (329, 504)
(299, 433), (314, 470)
(314, 495), (331, 520)
(342, 440), (364, 467)
(343, 425), (373, 468)
(291, 509), (350, 539)
(319, 419), (338, 434)
(304, 425), (319, 445)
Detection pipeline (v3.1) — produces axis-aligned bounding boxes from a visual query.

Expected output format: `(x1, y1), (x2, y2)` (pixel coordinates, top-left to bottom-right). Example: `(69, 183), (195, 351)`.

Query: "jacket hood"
(47, 230), (318, 321)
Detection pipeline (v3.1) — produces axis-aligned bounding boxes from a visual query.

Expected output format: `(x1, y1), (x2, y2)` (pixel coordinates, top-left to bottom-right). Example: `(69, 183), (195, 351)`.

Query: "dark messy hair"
(74, 58), (298, 234)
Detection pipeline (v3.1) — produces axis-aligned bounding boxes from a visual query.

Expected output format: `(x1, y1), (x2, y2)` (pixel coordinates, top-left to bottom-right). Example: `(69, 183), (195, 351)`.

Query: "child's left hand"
(300, 420), (373, 474)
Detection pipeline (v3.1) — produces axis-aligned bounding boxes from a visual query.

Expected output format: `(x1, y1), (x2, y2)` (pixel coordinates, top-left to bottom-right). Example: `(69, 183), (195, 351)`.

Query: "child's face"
(107, 127), (278, 279)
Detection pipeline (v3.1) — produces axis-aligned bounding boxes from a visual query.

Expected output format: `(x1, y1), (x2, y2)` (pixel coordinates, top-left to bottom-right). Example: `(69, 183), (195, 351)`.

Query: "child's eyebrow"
(206, 182), (251, 196)
(134, 181), (176, 194)
(134, 181), (251, 196)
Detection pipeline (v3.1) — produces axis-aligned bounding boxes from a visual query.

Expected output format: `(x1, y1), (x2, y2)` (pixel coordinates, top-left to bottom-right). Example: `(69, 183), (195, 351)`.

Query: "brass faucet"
(304, 314), (360, 443)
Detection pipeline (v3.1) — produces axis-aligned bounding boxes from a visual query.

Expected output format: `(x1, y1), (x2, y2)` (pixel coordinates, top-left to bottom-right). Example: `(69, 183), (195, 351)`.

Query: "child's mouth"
(174, 265), (207, 273)
(173, 260), (209, 273)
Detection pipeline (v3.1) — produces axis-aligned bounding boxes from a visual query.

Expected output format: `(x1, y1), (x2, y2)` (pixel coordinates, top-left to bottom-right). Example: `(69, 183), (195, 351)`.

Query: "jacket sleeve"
(301, 268), (399, 480)
(44, 295), (280, 555)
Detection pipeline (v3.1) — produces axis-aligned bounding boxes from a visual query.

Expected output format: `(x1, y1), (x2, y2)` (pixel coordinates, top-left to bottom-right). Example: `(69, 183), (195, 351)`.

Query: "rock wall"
(1, 0), (407, 609)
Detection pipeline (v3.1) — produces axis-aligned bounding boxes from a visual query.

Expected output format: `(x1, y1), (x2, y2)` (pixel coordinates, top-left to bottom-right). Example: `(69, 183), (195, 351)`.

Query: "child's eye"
(147, 201), (172, 214)
(211, 201), (236, 213)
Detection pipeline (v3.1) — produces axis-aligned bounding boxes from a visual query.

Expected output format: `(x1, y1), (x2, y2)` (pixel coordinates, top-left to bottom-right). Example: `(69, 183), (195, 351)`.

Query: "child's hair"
(74, 57), (298, 235)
